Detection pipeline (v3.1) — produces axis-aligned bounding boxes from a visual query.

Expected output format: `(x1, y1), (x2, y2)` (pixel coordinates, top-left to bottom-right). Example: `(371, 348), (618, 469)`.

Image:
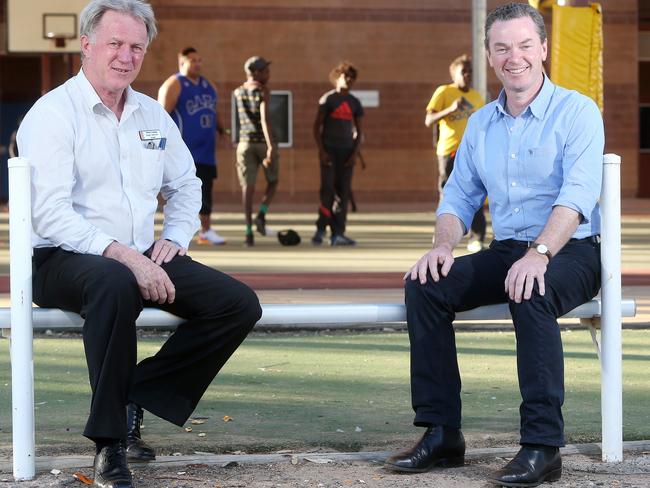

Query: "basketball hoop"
(42, 13), (77, 49)
(7, 1), (85, 54)
(45, 33), (68, 48)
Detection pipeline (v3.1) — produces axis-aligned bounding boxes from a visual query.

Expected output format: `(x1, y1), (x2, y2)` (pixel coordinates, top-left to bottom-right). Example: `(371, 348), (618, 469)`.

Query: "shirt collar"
(75, 69), (103, 111)
(75, 68), (143, 115)
(492, 74), (555, 120)
(528, 75), (554, 119)
(493, 91), (508, 120)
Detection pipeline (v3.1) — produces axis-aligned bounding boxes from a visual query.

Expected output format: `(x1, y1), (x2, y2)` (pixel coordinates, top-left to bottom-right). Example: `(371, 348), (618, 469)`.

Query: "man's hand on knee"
(103, 241), (176, 304)
(128, 255), (176, 304)
(505, 253), (548, 303)
(148, 238), (186, 265)
(405, 247), (454, 284)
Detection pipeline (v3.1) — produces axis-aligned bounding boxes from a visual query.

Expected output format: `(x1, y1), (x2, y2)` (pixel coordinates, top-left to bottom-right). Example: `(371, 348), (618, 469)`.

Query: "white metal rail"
(0, 299), (637, 331)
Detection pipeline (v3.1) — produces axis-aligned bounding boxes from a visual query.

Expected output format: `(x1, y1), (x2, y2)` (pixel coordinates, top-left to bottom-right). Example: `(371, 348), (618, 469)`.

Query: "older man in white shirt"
(17, 1), (261, 487)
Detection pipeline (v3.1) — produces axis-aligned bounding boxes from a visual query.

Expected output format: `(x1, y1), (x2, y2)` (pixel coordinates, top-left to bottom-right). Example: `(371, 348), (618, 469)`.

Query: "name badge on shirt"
(139, 130), (162, 141)
(139, 130), (166, 150)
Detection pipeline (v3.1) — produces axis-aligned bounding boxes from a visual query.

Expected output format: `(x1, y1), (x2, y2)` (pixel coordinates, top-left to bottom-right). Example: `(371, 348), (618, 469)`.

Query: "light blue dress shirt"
(437, 76), (604, 241)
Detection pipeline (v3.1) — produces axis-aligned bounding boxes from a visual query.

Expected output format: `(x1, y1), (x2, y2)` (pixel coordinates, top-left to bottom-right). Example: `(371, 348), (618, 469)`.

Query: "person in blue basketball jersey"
(158, 47), (227, 245)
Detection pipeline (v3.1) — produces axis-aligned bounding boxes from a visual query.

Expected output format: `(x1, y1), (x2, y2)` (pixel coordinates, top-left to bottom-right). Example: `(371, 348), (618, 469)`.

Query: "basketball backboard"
(7, 0), (88, 53)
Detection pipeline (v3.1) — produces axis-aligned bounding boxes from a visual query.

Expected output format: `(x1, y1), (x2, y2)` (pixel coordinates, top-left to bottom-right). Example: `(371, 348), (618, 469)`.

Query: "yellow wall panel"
(550, 4), (603, 111)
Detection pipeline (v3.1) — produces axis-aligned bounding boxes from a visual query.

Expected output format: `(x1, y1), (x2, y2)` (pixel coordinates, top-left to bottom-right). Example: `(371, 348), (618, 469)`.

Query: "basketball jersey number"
(200, 113), (213, 129)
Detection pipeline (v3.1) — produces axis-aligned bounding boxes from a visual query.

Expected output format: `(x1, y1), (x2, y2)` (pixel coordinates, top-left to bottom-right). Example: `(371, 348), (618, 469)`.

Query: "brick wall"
(598, 2), (639, 196)
(135, 1), (466, 205)
(0, 2), (639, 201)
(130, 0), (639, 202)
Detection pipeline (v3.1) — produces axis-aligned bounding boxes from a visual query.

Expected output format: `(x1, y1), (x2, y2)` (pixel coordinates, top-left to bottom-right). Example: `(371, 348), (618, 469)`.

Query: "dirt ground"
(2, 450), (649, 487)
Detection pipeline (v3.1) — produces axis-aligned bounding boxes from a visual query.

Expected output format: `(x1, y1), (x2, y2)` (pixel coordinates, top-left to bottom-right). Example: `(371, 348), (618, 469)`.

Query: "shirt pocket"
(135, 146), (164, 195)
(524, 146), (562, 190)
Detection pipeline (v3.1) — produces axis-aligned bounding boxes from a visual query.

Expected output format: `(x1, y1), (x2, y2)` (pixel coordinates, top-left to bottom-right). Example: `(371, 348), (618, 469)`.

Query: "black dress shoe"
(125, 403), (156, 462)
(384, 425), (465, 473)
(93, 441), (133, 488)
(491, 445), (562, 487)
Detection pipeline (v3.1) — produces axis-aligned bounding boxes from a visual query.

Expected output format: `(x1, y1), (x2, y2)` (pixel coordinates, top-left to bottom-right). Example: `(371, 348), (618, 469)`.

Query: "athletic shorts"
(236, 141), (279, 187)
(195, 163), (217, 215)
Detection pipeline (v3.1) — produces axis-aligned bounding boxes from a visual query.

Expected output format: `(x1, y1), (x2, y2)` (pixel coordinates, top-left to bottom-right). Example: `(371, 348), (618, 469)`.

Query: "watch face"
(537, 244), (548, 254)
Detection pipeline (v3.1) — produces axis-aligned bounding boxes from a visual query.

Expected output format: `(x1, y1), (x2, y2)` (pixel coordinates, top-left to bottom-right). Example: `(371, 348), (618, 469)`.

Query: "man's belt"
(499, 235), (601, 248)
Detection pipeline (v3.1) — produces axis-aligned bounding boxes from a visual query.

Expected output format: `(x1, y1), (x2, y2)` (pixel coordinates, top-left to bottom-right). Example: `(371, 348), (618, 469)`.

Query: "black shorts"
(195, 163), (217, 215)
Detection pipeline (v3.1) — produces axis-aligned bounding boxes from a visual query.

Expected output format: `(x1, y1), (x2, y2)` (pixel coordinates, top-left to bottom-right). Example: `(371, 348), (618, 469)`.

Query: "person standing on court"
(311, 61), (364, 247)
(385, 3), (604, 486)
(158, 46), (227, 245)
(233, 56), (278, 247)
(425, 54), (487, 253)
(18, 1), (261, 487)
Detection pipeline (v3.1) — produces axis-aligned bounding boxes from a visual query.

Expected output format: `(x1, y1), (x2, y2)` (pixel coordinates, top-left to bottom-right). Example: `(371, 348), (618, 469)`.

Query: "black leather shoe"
(384, 425), (465, 473)
(490, 445), (562, 487)
(93, 441), (133, 488)
(125, 403), (156, 462)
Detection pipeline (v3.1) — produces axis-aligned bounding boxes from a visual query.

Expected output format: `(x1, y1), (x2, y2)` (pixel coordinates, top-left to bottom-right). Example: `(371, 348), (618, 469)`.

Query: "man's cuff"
(90, 234), (118, 256)
(552, 199), (590, 224)
(161, 228), (192, 249)
(436, 207), (469, 235)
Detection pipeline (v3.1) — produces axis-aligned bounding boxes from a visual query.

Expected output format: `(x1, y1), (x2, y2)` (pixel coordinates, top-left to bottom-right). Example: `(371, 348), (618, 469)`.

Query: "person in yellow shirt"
(425, 54), (487, 252)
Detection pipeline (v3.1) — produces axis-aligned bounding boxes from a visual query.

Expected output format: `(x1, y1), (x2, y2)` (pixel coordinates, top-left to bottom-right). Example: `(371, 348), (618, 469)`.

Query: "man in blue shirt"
(385, 3), (604, 486)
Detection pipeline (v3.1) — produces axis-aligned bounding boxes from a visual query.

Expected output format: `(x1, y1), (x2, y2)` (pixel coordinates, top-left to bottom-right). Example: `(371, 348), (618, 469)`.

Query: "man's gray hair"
(80, 0), (157, 46)
(484, 2), (547, 50)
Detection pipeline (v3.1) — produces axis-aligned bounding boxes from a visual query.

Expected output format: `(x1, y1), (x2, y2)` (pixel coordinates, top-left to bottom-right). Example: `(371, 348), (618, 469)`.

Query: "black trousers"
(437, 153), (486, 242)
(404, 238), (601, 446)
(316, 145), (355, 236)
(32, 248), (261, 441)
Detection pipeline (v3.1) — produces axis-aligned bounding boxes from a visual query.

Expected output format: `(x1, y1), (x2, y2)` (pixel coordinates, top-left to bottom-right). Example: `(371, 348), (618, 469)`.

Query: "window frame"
(231, 90), (293, 148)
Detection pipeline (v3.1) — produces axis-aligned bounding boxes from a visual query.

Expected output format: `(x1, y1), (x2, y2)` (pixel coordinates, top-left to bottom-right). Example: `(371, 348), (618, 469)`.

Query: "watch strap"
(531, 242), (552, 260)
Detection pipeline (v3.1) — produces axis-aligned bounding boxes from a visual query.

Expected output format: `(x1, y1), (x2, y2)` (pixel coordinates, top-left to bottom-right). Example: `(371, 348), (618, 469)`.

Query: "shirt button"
(514, 208), (520, 213)
(511, 181), (517, 187)
(510, 153), (516, 159)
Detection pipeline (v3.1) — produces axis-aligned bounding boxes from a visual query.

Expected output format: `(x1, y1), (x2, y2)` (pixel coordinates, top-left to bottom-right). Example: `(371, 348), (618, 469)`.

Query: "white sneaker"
(198, 228), (226, 245)
(466, 240), (483, 253)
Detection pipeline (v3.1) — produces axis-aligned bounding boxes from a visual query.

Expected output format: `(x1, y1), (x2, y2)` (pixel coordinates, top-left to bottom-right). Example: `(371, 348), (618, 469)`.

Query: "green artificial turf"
(1, 329), (648, 455)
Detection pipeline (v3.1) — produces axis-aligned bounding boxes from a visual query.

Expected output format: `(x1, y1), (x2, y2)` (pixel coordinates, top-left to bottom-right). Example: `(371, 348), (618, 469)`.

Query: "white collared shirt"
(17, 69), (201, 255)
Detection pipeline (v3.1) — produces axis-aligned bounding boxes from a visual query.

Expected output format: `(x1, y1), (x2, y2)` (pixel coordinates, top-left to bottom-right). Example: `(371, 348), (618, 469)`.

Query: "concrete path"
(0, 205), (649, 277)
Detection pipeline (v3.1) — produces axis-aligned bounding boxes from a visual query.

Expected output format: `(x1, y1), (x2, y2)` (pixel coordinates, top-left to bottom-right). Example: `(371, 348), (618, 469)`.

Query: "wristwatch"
(531, 242), (552, 260)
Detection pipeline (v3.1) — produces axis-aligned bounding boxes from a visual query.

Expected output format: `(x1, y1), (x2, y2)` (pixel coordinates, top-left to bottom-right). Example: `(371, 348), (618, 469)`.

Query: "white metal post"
(471, 0), (487, 102)
(8, 157), (36, 480)
(600, 153), (623, 462)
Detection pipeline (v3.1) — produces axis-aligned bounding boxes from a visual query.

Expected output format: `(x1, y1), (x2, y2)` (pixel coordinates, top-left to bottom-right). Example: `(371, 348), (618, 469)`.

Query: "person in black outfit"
(312, 61), (364, 246)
